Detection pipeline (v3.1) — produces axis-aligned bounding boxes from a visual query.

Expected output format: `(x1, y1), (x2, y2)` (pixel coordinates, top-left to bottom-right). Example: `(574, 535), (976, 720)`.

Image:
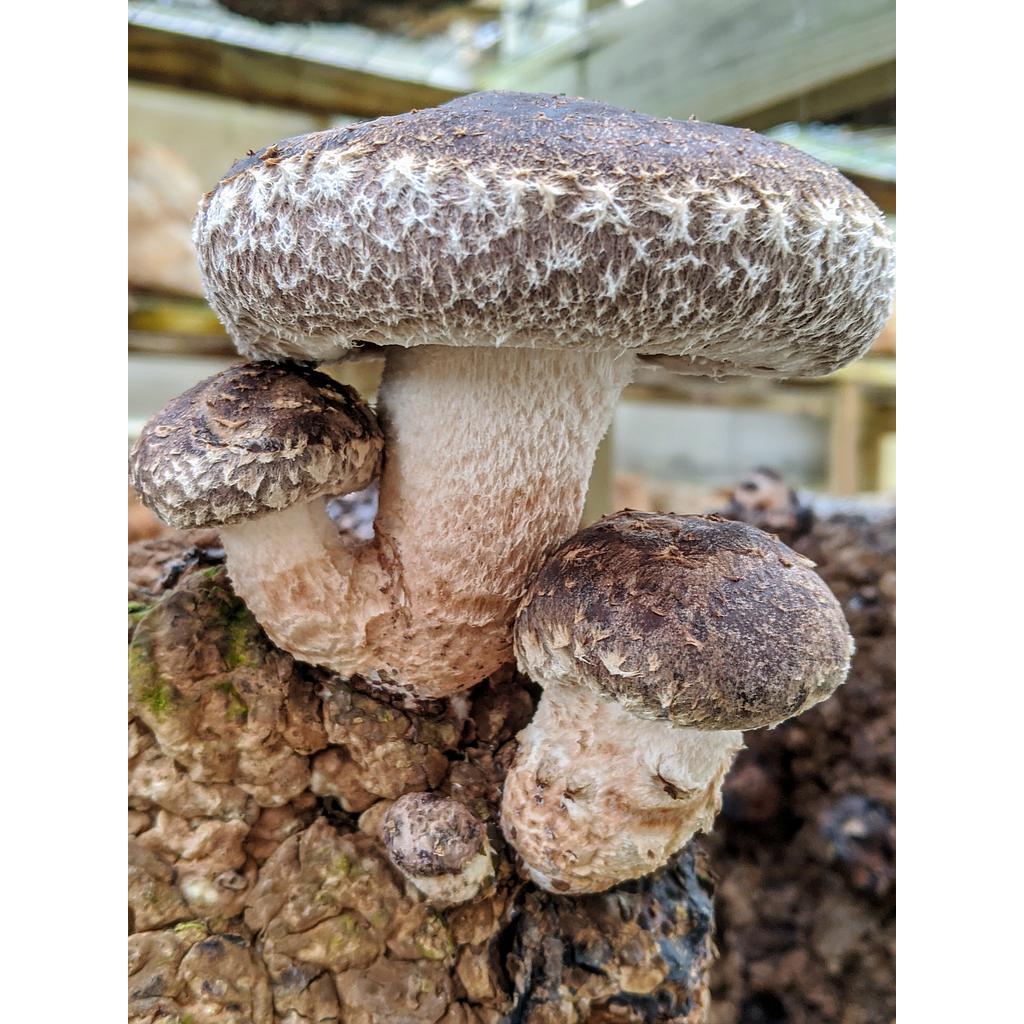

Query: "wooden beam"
(128, 293), (227, 338)
(129, 22), (463, 118)
(483, 0), (895, 127)
(129, 331), (238, 359)
(828, 382), (864, 494)
(825, 357), (896, 391)
(735, 60), (896, 130)
(624, 385), (834, 424)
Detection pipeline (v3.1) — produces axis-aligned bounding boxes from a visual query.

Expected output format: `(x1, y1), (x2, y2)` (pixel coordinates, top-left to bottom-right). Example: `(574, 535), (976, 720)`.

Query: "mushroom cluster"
(128, 557), (721, 1021)
(130, 90), (894, 703)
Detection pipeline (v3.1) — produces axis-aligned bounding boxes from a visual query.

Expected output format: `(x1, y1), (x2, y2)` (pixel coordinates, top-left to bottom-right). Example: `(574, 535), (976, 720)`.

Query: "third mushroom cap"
(502, 512), (854, 894)
(132, 90), (894, 700)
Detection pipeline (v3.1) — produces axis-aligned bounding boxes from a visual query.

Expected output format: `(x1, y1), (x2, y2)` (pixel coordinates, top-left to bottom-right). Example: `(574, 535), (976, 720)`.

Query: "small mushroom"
(149, 90), (895, 699)
(500, 512), (853, 894)
(382, 793), (494, 907)
(130, 361), (386, 678)
(722, 467), (814, 543)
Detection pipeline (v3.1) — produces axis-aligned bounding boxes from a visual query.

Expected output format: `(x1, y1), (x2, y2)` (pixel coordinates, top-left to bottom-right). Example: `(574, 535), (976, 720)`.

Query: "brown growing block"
(128, 538), (717, 1022)
(709, 476), (895, 1024)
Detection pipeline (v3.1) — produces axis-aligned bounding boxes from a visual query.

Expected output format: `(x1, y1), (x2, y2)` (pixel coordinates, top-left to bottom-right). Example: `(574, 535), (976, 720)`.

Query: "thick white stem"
(501, 681), (742, 894)
(223, 345), (634, 696)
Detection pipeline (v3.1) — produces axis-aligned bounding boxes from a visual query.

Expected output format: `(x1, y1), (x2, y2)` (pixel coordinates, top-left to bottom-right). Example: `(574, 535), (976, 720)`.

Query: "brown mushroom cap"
(515, 512), (853, 730)
(381, 793), (485, 879)
(130, 362), (383, 529)
(196, 90), (893, 374)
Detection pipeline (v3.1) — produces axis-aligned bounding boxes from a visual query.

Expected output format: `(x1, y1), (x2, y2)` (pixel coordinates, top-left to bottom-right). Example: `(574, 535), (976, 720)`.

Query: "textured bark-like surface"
(707, 498), (895, 1024)
(128, 528), (224, 605)
(128, 537), (716, 1023)
(506, 851), (716, 1024)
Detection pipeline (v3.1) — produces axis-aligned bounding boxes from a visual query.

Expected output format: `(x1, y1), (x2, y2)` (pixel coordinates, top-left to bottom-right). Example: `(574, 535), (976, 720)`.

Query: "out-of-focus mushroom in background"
(721, 467), (814, 545)
(132, 90), (894, 703)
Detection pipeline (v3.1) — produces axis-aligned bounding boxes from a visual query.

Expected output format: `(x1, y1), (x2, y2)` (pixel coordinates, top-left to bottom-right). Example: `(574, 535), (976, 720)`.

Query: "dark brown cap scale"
(129, 362), (384, 529)
(515, 512), (853, 730)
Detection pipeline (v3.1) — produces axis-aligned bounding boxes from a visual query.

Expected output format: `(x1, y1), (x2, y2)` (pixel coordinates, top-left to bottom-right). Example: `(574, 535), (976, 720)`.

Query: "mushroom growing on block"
(140, 90), (893, 700)
(381, 792), (495, 907)
(130, 361), (389, 679)
(501, 512), (854, 894)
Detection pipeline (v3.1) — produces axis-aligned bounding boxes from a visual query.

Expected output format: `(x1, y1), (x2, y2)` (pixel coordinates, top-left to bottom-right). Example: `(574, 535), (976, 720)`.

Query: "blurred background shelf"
(485, 0), (896, 129)
(128, 0), (897, 509)
(130, 0), (896, 126)
(129, 17), (466, 117)
(128, 292), (229, 342)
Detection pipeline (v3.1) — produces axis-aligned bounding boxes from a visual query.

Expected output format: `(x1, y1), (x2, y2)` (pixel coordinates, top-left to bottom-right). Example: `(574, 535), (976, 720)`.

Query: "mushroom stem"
(219, 500), (389, 678)
(498, 510), (853, 893)
(222, 345), (635, 696)
(501, 680), (741, 894)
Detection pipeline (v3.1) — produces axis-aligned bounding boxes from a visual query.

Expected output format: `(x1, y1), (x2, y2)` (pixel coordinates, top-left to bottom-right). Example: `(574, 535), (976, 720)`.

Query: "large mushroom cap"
(515, 512), (853, 730)
(130, 362), (383, 529)
(196, 90), (894, 374)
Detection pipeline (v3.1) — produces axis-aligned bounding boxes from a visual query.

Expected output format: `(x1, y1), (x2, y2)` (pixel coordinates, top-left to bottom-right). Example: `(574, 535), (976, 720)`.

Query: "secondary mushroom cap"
(515, 512), (853, 730)
(196, 90), (894, 375)
(130, 361), (383, 529)
(381, 793), (485, 878)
